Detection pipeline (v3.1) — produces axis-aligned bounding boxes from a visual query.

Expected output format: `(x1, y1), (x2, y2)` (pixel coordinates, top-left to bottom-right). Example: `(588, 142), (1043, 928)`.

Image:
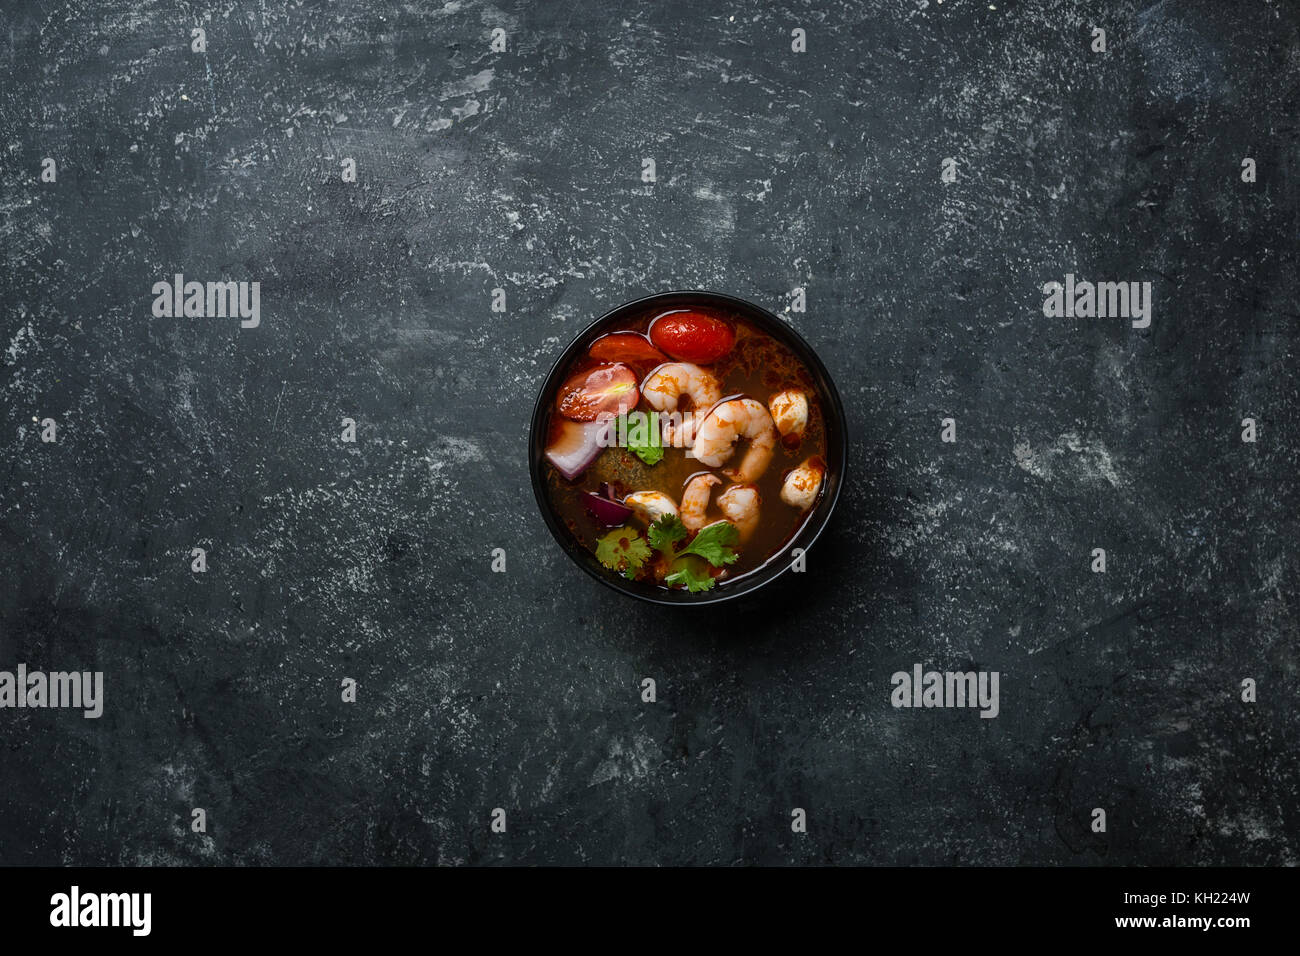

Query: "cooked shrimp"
(661, 413), (701, 449)
(680, 473), (720, 531)
(780, 456), (826, 511)
(769, 389), (808, 442)
(642, 363), (722, 448)
(692, 398), (777, 482)
(642, 362), (722, 414)
(624, 491), (678, 524)
(716, 483), (761, 542)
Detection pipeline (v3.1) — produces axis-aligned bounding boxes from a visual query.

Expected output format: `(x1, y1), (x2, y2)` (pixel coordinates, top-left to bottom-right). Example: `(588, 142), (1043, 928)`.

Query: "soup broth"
(541, 302), (829, 593)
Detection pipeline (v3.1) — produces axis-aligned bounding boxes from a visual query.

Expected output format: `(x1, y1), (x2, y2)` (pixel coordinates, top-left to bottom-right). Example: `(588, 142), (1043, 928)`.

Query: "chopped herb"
(646, 515), (739, 592)
(595, 527), (652, 579)
(665, 556), (717, 593)
(677, 520), (739, 567)
(647, 513), (688, 552)
(617, 410), (663, 466)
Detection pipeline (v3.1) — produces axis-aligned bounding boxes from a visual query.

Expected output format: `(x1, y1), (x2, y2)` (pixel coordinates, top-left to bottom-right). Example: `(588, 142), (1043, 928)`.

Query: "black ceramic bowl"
(529, 290), (847, 605)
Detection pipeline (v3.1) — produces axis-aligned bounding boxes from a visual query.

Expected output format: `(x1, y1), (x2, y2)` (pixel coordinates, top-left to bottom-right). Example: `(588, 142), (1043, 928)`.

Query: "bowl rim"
(529, 289), (848, 606)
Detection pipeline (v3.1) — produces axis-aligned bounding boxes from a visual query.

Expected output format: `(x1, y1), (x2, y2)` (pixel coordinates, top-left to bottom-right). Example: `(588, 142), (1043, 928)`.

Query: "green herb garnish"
(595, 527), (652, 579)
(664, 556), (717, 593)
(646, 515), (739, 592)
(647, 513), (688, 552)
(617, 411), (663, 466)
(677, 520), (740, 568)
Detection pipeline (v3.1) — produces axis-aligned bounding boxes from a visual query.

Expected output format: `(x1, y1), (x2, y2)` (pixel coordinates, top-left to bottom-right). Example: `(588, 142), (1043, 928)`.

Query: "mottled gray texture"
(1, 0), (1297, 865)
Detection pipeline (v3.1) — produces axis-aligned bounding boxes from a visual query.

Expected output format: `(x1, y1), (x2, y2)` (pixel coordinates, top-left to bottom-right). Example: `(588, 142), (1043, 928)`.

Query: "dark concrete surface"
(1, 0), (1297, 865)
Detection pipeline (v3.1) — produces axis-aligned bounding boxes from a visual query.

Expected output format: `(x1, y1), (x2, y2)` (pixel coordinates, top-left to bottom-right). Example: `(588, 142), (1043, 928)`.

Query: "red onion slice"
(584, 492), (633, 526)
(545, 419), (610, 481)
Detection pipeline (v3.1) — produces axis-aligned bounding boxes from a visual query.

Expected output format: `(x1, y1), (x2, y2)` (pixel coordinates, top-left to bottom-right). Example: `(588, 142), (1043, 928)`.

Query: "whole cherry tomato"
(648, 311), (735, 364)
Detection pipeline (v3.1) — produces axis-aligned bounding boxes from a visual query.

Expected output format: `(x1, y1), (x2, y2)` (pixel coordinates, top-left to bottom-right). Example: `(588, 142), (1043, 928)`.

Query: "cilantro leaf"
(678, 520), (740, 567)
(595, 527), (652, 579)
(647, 513), (688, 553)
(645, 514), (738, 592)
(664, 556), (717, 593)
(617, 411), (663, 466)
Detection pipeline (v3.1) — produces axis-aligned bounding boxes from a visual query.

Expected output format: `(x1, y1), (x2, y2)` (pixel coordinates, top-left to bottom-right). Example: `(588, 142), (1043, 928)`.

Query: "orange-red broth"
(543, 307), (828, 589)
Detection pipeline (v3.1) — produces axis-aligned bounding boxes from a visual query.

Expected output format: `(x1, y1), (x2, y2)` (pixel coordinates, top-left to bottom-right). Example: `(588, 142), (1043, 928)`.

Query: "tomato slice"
(557, 363), (639, 421)
(588, 332), (667, 366)
(648, 310), (735, 364)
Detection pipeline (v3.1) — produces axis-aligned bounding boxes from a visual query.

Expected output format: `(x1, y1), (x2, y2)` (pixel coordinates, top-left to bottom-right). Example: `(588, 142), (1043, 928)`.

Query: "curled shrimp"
(662, 414), (701, 449)
(768, 389), (808, 444)
(780, 456), (826, 511)
(623, 490), (678, 524)
(680, 473), (721, 531)
(717, 483), (761, 542)
(692, 397), (777, 482)
(642, 363), (722, 448)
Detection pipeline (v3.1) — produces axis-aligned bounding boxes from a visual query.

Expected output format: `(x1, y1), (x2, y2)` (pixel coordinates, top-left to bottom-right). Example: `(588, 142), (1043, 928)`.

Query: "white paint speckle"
(1013, 432), (1126, 487)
